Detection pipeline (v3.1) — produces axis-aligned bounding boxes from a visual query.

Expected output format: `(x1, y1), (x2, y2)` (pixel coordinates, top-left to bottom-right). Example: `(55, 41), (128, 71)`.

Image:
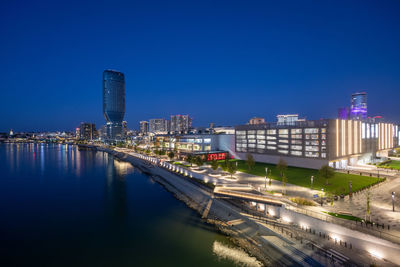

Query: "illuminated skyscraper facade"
(103, 70), (125, 141)
(350, 92), (367, 120)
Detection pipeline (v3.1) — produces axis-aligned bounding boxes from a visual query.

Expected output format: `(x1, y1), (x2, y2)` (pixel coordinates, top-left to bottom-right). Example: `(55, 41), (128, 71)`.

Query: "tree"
(160, 150), (166, 156)
(194, 156), (204, 167)
(186, 154), (194, 166)
(168, 151), (175, 160)
(227, 160), (237, 178)
(146, 148), (151, 155)
(246, 153), (255, 170)
(211, 160), (219, 171)
(319, 165), (335, 185)
(281, 174), (287, 194)
(221, 158), (229, 172)
(365, 189), (371, 222)
(276, 158), (287, 178)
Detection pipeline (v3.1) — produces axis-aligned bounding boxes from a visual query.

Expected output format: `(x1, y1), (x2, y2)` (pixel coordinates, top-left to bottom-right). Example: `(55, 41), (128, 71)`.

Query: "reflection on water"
(213, 240), (263, 267)
(0, 143), (255, 267)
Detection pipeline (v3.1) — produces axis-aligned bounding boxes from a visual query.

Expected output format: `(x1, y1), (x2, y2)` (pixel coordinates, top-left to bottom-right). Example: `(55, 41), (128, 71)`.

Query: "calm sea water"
(0, 143), (259, 267)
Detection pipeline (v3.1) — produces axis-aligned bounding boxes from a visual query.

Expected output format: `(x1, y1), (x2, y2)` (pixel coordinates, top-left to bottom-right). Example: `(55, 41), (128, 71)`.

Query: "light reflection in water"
(212, 240), (263, 267)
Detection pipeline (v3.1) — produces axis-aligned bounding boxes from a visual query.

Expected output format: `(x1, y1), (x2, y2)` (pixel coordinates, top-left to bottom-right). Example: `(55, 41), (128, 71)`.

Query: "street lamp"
(392, 192), (395, 212)
(265, 167), (268, 189)
(311, 175), (314, 189)
(321, 188), (324, 206)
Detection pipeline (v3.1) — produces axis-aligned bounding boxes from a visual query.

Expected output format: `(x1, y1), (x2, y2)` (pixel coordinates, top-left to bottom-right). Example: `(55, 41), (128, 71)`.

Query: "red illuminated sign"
(207, 152), (226, 161)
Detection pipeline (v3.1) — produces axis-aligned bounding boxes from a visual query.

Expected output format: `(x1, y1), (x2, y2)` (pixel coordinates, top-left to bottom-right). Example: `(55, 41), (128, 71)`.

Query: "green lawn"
(386, 160), (400, 170)
(322, 211), (363, 222)
(222, 160), (383, 195)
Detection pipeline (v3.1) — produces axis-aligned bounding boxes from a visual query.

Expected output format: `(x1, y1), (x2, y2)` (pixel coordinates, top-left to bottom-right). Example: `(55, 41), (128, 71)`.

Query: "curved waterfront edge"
(89, 145), (285, 266)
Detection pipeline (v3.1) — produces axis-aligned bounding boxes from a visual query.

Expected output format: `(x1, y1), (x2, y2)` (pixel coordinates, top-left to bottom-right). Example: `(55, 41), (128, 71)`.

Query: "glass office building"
(103, 70), (125, 141)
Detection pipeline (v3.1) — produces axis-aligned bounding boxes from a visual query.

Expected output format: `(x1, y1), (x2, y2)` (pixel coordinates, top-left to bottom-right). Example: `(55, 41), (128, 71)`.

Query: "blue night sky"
(1, 0), (399, 132)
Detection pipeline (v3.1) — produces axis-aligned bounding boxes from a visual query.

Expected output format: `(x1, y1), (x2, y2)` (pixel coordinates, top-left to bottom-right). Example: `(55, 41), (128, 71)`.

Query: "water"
(0, 143), (261, 267)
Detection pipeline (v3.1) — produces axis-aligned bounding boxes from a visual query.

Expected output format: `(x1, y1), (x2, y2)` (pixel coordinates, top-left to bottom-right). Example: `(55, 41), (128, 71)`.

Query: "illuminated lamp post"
(321, 188), (324, 206)
(393, 192), (395, 212)
(311, 175), (314, 189)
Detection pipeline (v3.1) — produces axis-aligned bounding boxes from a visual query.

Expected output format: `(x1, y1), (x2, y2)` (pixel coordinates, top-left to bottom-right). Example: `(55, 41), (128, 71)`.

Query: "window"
(204, 145), (211, 151)
(248, 134), (255, 139)
(305, 151), (319, 157)
(248, 144), (256, 148)
(362, 123), (366, 139)
(321, 140), (326, 146)
(267, 136), (277, 140)
(267, 141), (277, 145)
(305, 146), (319, 152)
(291, 140), (302, 144)
(278, 150), (289, 154)
(203, 138), (211, 143)
(279, 139), (289, 143)
(321, 134), (326, 140)
(248, 130), (256, 134)
(305, 140), (319, 146)
(291, 145), (302, 150)
(279, 134), (289, 138)
(321, 153), (326, 158)
(291, 129), (302, 134)
(257, 130), (265, 134)
(236, 135), (246, 139)
(237, 139), (247, 143)
(291, 151), (302, 156)
(292, 134), (302, 139)
(266, 146), (276, 150)
(257, 135), (265, 139)
(278, 144), (289, 149)
(305, 128), (319, 134)
(257, 144), (265, 149)
(321, 146), (327, 152)
(236, 131), (246, 135)
(257, 140), (266, 144)
(321, 128), (326, 133)
(248, 139), (256, 143)
(267, 129), (276, 135)
(279, 129), (289, 134)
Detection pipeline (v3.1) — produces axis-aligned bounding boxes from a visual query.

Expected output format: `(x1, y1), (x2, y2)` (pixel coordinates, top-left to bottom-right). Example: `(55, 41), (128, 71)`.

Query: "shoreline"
(95, 145), (274, 266)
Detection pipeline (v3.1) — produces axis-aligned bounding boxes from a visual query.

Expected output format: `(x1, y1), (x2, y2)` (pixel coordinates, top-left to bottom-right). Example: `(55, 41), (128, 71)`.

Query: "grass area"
(322, 211), (363, 222)
(173, 161), (191, 167)
(221, 160), (383, 195)
(290, 197), (315, 206)
(385, 160), (400, 170)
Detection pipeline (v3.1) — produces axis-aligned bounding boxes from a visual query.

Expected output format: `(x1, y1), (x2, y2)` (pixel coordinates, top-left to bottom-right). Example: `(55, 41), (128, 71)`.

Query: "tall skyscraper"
(170, 115), (192, 133)
(350, 92), (367, 120)
(103, 70), (125, 141)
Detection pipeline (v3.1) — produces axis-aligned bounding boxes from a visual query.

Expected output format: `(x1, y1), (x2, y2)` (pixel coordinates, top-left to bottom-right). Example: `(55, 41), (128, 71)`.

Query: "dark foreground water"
(0, 144), (261, 267)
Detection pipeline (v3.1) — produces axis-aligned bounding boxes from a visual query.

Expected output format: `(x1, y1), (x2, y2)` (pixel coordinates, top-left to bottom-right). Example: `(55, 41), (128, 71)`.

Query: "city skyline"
(1, 0), (400, 132)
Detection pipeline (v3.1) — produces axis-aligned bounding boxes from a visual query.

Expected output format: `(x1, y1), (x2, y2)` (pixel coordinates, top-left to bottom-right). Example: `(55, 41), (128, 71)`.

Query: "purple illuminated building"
(350, 92), (367, 120)
(338, 107), (350, 120)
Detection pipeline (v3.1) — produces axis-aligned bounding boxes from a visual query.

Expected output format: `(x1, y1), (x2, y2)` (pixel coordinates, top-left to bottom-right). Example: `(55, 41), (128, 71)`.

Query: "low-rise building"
(235, 119), (400, 169)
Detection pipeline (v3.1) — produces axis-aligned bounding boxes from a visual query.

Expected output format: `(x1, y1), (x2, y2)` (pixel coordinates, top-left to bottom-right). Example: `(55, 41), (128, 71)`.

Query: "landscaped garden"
(218, 159), (384, 195)
(383, 160), (400, 170)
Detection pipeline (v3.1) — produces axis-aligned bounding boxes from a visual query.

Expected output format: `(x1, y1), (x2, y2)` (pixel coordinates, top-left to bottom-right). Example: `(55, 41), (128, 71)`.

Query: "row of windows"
(236, 147), (327, 158)
(236, 128), (326, 135)
(236, 133), (326, 140)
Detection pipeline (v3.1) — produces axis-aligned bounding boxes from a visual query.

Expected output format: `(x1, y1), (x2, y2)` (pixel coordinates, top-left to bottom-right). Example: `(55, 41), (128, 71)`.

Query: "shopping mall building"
(235, 119), (400, 169)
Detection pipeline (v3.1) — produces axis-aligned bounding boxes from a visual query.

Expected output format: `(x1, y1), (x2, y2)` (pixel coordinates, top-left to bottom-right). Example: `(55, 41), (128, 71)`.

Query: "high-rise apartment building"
(277, 114), (300, 126)
(140, 121), (149, 135)
(149, 118), (167, 133)
(170, 115), (192, 133)
(79, 123), (97, 141)
(103, 70), (125, 141)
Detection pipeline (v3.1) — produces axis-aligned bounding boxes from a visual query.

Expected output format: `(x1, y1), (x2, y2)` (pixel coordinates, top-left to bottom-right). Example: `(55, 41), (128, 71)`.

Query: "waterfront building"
(350, 92), (367, 120)
(103, 70), (125, 141)
(140, 121), (149, 135)
(155, 133), (236, 161)
(79, 122), (97, 141)
(277, 114), (302, 126)
(249, 117), (266, 125)
(235, 119), (400, 169)
(149, 118), (168, 133)
(170, 115), (192, 133)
